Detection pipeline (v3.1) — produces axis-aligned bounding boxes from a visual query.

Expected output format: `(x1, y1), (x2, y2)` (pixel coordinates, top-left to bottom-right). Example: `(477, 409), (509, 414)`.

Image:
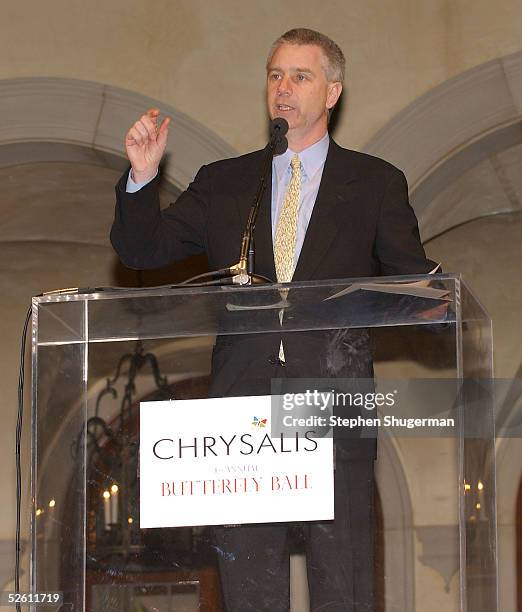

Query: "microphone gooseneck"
(186, 119), (288, 286)
(230, 118), (289, 284)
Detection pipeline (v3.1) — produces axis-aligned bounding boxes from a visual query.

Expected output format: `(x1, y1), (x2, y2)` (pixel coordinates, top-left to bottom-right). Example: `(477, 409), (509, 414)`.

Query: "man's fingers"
(133, 121), (150, 142)
(125, 109), (167, 155)
(126, 126), (145, 146)
(141, 114), (158, 140)
(158, 116), (170, 135)
(144, 112), (170, 138)
(146, 107), (161, 120)
(156, 117), (170, 150)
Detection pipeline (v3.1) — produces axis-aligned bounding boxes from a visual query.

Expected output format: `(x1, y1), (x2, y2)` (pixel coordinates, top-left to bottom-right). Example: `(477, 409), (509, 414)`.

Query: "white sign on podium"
(140, 396), (334, 528)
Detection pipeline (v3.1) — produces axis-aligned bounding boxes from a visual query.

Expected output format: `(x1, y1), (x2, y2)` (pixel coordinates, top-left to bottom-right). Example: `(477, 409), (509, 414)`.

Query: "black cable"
(178, 267), (233, 284)
(192, 277), (236, 286)
(180, 274), (274, 286)
(249, 274), (274, 284)
(66, 272), (276, 295)
(15, 306), (31, 612)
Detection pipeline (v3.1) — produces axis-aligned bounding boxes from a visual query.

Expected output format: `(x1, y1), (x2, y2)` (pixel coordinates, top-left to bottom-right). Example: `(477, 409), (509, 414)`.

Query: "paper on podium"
(325, 264), (451, 302)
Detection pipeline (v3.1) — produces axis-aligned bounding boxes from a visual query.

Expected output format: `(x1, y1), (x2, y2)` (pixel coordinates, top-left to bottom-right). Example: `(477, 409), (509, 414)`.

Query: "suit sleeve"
(110, 166), (210, 270)
(375, 169), (438, 275)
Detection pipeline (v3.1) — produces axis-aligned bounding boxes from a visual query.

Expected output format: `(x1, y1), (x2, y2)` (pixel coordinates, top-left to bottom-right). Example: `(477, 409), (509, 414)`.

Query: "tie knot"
(290, 154), (301, 173)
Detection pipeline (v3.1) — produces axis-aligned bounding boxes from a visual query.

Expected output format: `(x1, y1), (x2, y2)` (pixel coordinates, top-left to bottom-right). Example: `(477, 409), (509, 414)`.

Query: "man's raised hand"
(125, 108), (170, 183)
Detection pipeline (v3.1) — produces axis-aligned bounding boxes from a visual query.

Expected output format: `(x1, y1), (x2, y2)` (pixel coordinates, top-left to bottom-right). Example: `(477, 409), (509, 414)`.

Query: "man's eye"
(296, 74), (307, 81)
(270, 73), (281, 80)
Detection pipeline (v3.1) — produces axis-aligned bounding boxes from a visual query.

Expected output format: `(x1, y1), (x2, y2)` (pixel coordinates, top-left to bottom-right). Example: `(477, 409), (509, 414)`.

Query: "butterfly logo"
(252, 416), (268, 428)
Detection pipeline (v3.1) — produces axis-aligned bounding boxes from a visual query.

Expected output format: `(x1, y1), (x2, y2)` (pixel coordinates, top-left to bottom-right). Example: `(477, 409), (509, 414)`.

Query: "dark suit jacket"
(111, 139), (436, 457)
(112, 139), (433, 280)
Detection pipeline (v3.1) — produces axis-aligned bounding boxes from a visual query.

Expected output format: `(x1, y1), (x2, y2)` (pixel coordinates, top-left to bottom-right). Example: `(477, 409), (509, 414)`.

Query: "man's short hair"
(266, 28), (346, 84)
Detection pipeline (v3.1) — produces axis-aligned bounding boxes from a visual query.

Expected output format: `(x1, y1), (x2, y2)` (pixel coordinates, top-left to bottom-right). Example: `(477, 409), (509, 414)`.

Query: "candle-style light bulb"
(103, 490), (111, 528)
(110, 484), (119, 524)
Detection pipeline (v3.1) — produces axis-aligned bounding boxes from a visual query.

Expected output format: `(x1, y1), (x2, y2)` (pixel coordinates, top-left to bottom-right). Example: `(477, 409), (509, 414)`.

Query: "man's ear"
(326, 82), (342, 110)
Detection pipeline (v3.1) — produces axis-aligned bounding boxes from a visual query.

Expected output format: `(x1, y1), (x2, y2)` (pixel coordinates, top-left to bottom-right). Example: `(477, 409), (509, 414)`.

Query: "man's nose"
(277, 75), (292, 95)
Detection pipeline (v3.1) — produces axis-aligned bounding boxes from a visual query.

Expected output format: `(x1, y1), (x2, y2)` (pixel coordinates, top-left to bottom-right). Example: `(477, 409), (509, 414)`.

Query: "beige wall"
(1, 0), (521, 153)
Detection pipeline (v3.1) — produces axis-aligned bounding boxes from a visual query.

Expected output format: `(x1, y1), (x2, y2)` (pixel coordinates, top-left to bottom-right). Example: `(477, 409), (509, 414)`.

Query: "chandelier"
(73, 340), (171, 566)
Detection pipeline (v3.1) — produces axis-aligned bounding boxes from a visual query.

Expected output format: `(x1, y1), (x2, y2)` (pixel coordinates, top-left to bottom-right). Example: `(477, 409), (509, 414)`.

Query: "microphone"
(269, 118), (289, 155)
(229, 118), (289, 284)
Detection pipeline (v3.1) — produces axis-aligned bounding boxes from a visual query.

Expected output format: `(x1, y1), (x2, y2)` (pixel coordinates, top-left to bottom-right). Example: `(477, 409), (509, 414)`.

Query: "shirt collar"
(273, 131), (330, 182)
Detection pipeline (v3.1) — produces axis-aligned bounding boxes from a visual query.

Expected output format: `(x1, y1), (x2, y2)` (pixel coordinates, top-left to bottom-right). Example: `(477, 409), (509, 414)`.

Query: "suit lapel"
(233, 140), (358, 283)
(293, 140), (357, 281)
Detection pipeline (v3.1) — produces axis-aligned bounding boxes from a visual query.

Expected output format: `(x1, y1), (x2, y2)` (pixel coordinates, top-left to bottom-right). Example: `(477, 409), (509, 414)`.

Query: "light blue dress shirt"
(126, 132), (330, 268)
(271, 132), (329, 268)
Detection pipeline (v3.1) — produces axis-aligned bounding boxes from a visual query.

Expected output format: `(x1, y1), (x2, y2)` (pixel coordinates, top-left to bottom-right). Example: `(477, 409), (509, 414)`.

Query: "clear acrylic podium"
(31, 273), (496, 612)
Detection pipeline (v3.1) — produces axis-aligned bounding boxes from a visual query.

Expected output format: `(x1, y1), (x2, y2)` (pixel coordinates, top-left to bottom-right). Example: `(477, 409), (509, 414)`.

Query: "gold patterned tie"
(274, 154), (301, 283)
(274, 154), (301, 362)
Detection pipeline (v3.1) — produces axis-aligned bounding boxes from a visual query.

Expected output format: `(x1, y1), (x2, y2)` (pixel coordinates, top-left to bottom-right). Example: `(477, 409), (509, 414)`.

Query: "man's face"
(266, 43), (342, 145)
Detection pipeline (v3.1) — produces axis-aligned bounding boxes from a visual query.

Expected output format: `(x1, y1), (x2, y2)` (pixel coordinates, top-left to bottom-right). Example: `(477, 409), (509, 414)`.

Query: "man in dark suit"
(111, 28), (436, 612)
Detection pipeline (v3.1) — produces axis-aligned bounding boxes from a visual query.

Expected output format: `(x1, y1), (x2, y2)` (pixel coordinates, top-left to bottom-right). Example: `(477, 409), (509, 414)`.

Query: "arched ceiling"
(0, 78), (237, 190)
(424, 211), (522, 379)
(415, 128), (522, 240)
(363, 50), (522, 240)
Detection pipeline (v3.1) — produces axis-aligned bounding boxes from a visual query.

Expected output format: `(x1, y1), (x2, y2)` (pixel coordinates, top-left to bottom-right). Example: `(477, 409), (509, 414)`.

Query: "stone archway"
(0, 77), (236, 187)
(362, 50), (522, 240)
(516, 478), (522, 612)
(0, 76), (237, 591)
(0, 76), (240, 292)
(375, 437), (415, 612)
(364, 51), (522, 612)
(495, 431), (522, 612)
